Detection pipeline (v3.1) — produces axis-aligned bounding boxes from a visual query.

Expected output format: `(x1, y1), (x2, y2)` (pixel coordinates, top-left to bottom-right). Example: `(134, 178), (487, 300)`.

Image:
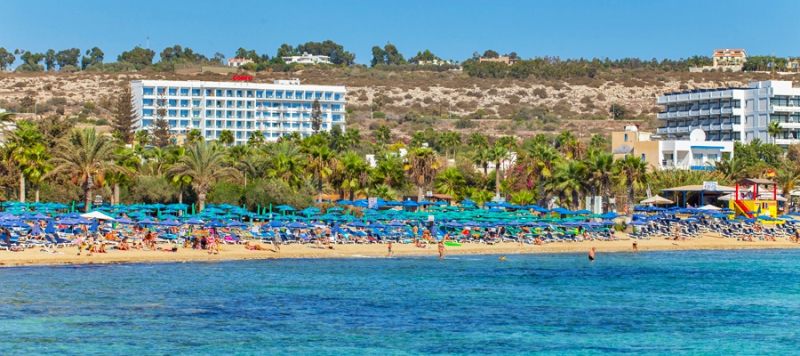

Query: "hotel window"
(640, 154), (645, 161)
(180, 110), (188, 118)
(142, 119), (153, 126)
(275, 91), (283, 99)
(236, 112), (242, 118)
(179, 120), (188, 127)
(236, 132), (242, 139)
(305, 92), (313, 100)
(236, 90), (243, 98)
(143, 99), (154, 106)
(707, 154), (718, 162)
(216, 121), (223, 128)
(168, 100), (177, 107)
(324, 92), (332, 100)
(192, 89), (201, 96)
(143, 109), (153, 117)
(193, 100), (201, 107)
(226, 121), (233, 128)
(246, 122), (251, 129)
(180, 100), (189, 107)
(236, 101), (243, 108)
(265, 91), (273, 98)
(168, 110), (177, 117)
(334, 93), (341, 101)
(285, 91), (294, 99)
(246, 91), (253, 98)
(302, 113), (310, 119)
(256, 91), (263, 98)
(246, 102), (252, 109)
(143, 87), (154, 95)
(216, 111), (223, 118)
(322, 124), (328, 129)
(332, 114), (341, 122)
(180, 89), (189, 96)
(732, 100), (741, 108)
(169, 120), (177, 127)
(226, 111), (233, 119)
(206, 89), (214, 96)
(193, 120), (200, 126)
(314, 92), (321, 99)
(168, 89), (177, 96)
(225, 90), (233, 97)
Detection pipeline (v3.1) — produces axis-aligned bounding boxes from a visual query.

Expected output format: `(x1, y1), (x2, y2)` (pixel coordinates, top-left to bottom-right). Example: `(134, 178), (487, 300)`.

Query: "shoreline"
(2, 236), (800, 267)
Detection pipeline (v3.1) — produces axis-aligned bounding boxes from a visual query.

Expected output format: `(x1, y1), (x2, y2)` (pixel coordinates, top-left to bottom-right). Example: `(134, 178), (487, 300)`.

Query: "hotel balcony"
(699, 108), (710, 115)
(657, 127), (669, 134)
(721, 107), (733, 114)
(775, 138), (800, 145)
(710, 124), (721, 131)
(677, 110), (689, 118)
(770, 105), (800, 113)
(778, 122), (800, 129)
(721, 123), (733, 130)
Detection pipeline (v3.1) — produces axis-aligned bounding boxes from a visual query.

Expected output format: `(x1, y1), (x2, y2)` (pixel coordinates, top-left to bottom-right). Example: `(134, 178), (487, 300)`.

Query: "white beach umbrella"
(698, 204), (721, 210)
(80, 211), (115, 221)
(639, 195), (673, 205)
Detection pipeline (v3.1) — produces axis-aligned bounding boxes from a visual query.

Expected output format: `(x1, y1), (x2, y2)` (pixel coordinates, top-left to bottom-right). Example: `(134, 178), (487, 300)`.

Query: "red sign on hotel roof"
(232, 75), (253, 82)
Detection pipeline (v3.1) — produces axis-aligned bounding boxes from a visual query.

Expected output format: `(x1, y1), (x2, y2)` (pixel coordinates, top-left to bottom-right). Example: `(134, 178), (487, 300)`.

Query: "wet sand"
(2, 234), (799, 267)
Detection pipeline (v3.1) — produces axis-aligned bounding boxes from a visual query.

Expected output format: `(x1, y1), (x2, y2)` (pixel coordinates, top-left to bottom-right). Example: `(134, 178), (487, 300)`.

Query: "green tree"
(311, 98), (322, 133)
(106, 147), (139, 205)
(152, 118), (172, 147)
(609, 103), (627, 119)
(587, 152), (615, 213)
(338, 152), (369, 201)
(112, 86), (136, 143)
(371, 153), (407, 189)
(488, 144), (508, 198)
(615, 155), (650, 223)
(767, 120), (782, 145)
(117, 46), (156, 69)
(55, 48), (81, 69)
(218, 130), (235, 147)
(247, 131), (265, 147)
(45, 129), (125, 212)
(468, 132), (489, 150)
(405, 147), (441, 201)
(44, 49), (56, 71)
(307, 145), (338, 202)
(6, 121), (43, 202)
(0, 47), (15, 70)
(186, 129), (203, 145)
(435, 167), (466, 200)
(166, 142), (239, 212)
(19, 144), (53, 203)
(550, 160), (588, 210)
(134, 130), (150, 147)
(373, 125), (391, 146)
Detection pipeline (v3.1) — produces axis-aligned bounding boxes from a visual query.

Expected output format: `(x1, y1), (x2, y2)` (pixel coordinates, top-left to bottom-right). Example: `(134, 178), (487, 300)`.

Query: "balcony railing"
(710, 124), (721, 130)
(657, 112), (668, 119)
(721, 123), (733, 130)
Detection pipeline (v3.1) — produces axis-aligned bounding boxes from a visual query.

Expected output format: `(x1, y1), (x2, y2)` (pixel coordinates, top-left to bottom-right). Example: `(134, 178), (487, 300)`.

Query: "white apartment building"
(713, 48), (747, 68)
(656, 81), (800, 147)
(282, 52), (331, 65)
(130, 79), (346, 145)
(612, 128), (733, 171)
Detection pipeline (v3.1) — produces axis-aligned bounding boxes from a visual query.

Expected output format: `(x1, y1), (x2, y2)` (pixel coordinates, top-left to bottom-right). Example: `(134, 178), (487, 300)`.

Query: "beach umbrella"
(206, 221), (229, 228)
(44, 221), (56, 234)
(115, 217), (134, 224)
(89, 219), (99, 233)
(227, 221), (248, 228)
(81, 211), (116, 221)
(137, 218), (157, 225)
(267, 220), (284, 227)
(639, 195), (674, 205)
(159, 219), (181, 227)
(183, 218), (206, 225)
(30, 222), (42, 236)
(286, 222), (307, 229)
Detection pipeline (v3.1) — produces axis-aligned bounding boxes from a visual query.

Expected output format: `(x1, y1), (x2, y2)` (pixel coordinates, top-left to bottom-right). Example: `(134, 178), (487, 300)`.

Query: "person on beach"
(794, 229), (800, 243)
(518, 232), (525, 246)
(76, 234), (83, 256)
(387, 242), (394, 257)
(632, 240), (638, 252)
(438, 240), (446, 260)
(589, 247), (595, 262)
(207, 236), (218, 255)
(272, 234), (281, 253)
(244, 241), (266, 251)
(118, 239), (130, 251)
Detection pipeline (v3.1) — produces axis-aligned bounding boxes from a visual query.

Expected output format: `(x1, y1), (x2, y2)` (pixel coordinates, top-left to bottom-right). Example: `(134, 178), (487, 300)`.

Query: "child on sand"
(438, 241), (446, 260)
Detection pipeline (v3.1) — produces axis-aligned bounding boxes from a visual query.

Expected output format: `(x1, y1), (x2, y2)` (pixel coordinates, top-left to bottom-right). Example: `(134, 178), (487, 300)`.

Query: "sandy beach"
(2, 235), (799, 267)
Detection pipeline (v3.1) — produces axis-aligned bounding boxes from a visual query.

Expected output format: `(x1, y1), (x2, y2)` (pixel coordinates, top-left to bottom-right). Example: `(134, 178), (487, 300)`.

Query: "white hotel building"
(131, 79), (346, 145)
(656, 80), (800, 146)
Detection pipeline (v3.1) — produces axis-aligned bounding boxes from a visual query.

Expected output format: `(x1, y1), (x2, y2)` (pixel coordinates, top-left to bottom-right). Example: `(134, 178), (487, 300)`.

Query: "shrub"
(532, 88), (548, 99)
(373, 111), (386, 119)
(454, 117), (476, 129)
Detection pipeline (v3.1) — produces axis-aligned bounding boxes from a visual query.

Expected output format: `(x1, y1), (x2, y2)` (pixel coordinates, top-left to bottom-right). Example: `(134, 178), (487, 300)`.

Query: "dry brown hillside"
(1, 69), (797, 139)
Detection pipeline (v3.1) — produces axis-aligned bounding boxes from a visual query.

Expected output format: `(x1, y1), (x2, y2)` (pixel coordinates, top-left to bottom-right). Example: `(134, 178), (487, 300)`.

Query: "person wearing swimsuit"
(589, 247), (595, 262)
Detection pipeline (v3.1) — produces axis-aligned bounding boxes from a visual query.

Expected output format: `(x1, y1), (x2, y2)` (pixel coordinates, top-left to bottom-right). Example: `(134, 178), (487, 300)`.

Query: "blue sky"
(2, 0), (798, 65)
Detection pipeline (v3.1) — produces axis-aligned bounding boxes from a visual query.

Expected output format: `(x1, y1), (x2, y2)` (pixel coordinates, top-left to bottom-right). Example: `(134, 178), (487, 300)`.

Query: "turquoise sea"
(2, 250), (800, 355)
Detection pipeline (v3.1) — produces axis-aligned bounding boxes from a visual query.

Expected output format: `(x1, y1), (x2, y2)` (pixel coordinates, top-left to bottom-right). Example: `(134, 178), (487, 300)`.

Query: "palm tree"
(472, 148), (491, 176)
(440, 131), (462, 161)
(262, 141), (306, 188)
(468, 132), (489, 150)
(165, 142), (239, 213)
(186, 129), (203, 145)
(587, 152), (615, 213)
(247, 131), (265, 147)
(339, 152), (369, 201)
(510, 190), (535, 206)
(767, 120), (782, 145)
(227, 145), (253, 164)
(0, 111), (15, 123)
(367, 184), (396, 201)
(218, 130), (235, 147)
(105, 147), (139, 205)
(373, 125), (391, 146)
(528, 144), (562, 207)
(435, 167), (466, 200)
(775, 162), (800, 214)
(371, 153), (407, 189)
(142, 146), (169, 176)
(470, 189), (493, 207)
(405, 147), (441, 201)
(615, 155), (650, 222)
(6, 121), (42, 202)
(45, 129), (125, 212)
(550, 160), (588, 210)
(488, 145), (508, 198)
(307, 145), (338, 202)
(19, 144), (52, 203)
(714, 157), (749, 182)
(134, 130), (150, 147)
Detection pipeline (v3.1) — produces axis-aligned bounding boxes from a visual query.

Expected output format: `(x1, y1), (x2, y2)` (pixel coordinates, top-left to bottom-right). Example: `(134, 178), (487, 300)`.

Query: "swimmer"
(438, 241), (446, 260)
(499, 256), (506, 261)
(589, 247), (595, 262)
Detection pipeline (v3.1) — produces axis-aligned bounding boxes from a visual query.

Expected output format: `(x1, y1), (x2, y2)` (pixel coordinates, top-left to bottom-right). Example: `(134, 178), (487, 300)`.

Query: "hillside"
(1, 69), (797, 139)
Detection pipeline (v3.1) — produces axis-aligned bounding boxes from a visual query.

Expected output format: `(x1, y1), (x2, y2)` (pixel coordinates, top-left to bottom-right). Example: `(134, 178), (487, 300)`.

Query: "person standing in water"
(438, 240), (446, 260)
(386, 242), (394, 257)
(632, 240), (638, 252)
(589, 247), (595, 262)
